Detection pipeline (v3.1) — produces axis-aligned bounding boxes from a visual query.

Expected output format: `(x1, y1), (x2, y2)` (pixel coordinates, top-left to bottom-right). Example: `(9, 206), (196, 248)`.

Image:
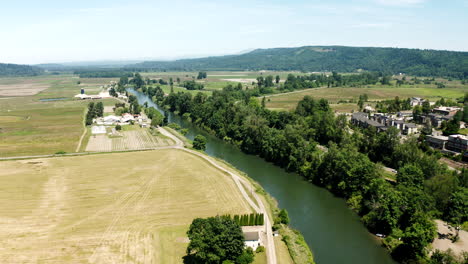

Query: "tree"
(163, 111), (169, 126)
(275, 75), (280, 84)
(392, 212), (436, 262)
(277, 209), (290, 224)
(150, 110), (164, 127)
(397, 164), (424, 188)
(442, 119), (460, 135)
(197, 72), (207, 79)
(185, 216), (250, 264)
(109, 87), (118, 97)
(443, 187), (468, 225)
(132, 73), (144, 89)
(422, 101), (431, 114)
(95, 102), (104, 117)
(193, 135), (207, 150)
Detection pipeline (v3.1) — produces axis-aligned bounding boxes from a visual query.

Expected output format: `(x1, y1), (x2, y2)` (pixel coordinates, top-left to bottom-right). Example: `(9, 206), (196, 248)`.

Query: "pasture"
(265, 86), (468, 112)
(0, 149), (254, 263)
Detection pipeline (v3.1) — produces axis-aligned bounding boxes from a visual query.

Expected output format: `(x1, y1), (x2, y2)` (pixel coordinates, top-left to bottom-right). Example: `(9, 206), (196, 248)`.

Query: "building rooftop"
(244, 232), (259, 241)
(427, 135), (449, 141)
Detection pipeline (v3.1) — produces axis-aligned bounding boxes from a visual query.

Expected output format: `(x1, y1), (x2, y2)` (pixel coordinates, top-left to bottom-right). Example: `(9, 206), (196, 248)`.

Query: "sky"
(1, 0), (467, 64)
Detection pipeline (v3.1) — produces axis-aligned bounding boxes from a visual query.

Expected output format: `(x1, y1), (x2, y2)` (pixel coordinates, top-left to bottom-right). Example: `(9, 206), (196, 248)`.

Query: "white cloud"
(376, 0), (426, 6)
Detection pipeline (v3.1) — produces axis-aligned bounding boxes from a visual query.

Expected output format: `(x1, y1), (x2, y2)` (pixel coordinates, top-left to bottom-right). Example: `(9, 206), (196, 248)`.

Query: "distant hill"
(128, 46), (468, 78)
(0, 63), (44, 77)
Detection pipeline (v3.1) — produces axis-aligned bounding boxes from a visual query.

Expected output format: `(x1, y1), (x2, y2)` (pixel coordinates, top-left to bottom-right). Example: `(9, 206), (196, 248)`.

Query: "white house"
(243, 231), (261, 251)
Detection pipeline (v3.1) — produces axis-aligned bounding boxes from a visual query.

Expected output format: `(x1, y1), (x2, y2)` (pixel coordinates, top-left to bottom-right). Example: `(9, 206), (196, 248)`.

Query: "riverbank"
(164, 126), (315, 263)
(128, 88), (396, 264)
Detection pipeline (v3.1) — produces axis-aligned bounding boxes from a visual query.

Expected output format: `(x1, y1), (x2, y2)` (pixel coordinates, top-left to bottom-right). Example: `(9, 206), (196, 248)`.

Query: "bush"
(278, 209), (290, 225)
(180, 128), (189, 135)
(193, 135), (207, 150)
(115, 124), (122, 131)
(168, 123), (181, 130)
(255, 246), (265, 253)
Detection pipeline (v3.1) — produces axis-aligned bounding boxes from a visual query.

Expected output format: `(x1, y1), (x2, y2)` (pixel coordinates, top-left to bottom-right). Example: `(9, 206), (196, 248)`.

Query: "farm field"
(265, 86), (468, 111)
(85, 128), (174, 152)
(140, 71), (297, 91)
(0, 75), (119, 157)
(0, 149), (254, 263)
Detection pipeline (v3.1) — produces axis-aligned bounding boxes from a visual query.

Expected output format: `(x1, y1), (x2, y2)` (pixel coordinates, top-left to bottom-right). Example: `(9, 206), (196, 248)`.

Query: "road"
(0, 127), (278, 264)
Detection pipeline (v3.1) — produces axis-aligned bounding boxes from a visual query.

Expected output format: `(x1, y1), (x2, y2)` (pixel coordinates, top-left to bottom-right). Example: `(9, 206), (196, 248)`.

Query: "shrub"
(255, 246), (265, 253)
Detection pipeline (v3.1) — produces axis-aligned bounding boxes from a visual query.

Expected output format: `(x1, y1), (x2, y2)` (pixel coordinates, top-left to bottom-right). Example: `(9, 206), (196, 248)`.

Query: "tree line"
(74, 70), (134, 78)
(128, 46), (468, 79)
(0, 63), (44, 77)
(228, 213), (264, 226)
(85, 101), (103, 125)
(148, 82), (467, 263)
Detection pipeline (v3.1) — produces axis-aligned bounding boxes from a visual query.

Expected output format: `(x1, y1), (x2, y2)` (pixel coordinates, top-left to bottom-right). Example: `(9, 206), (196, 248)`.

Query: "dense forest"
(74, 69), (134, 78)
(128, 46), (468, 78)
(137, 78), (467, 264)
(0, 63), (44, 77)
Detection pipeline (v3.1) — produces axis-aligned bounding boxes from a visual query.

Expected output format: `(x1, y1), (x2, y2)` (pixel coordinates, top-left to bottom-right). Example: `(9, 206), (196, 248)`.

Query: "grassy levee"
(210, 156), (314, 264)
(0, 149), (254, 263)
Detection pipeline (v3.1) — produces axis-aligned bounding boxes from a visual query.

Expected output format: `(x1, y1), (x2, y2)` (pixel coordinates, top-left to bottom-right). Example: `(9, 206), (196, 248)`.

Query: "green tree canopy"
(185, 216), (252, 264)
(193, 135), (207, 150)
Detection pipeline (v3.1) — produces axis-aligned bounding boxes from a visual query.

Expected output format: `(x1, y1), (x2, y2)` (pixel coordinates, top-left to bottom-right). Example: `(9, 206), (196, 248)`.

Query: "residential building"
(433, 106), (461, 116)
(404, 123), (418, 135)
(351, 112), (387, 132)
(446, 134), (468, 153)
(243, 231), (261, 250)
(426, 135), (448, 149)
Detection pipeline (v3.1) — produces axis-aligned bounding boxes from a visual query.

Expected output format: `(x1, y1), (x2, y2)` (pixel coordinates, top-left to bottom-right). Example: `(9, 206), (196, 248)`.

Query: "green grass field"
(0, 149), (254, 263)
(265, 86), (468, 112)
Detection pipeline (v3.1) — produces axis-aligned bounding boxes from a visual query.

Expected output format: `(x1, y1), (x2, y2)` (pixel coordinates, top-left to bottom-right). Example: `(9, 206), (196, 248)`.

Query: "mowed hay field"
(85, 129), (174, 152)
(0, 149), (253, 263)
(265, 86), (468, 111)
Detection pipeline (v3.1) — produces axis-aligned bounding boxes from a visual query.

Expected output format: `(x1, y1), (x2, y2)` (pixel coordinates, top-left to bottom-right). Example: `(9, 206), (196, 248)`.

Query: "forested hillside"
(129, 46), (468, 78)
(0, 63), (44, 77)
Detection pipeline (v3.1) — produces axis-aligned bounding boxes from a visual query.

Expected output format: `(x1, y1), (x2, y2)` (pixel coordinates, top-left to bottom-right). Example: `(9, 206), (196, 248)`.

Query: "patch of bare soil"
(432, 220), (468, 256)
(0, 82), (49, 96)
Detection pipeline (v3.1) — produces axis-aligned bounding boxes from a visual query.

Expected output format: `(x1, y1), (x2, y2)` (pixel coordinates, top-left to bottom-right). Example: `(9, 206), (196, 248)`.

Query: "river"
(129, 88), (396, 264)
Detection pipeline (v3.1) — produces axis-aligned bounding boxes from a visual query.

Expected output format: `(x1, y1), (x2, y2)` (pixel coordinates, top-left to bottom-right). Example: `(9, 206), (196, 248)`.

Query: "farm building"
(243, 231), (261, 250)
(121, 113), (135, 123)
(103, 115), (120, 125)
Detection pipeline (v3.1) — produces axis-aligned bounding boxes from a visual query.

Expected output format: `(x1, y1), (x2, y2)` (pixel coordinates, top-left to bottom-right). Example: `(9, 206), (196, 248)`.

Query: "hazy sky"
(1, 0), (467, 64)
